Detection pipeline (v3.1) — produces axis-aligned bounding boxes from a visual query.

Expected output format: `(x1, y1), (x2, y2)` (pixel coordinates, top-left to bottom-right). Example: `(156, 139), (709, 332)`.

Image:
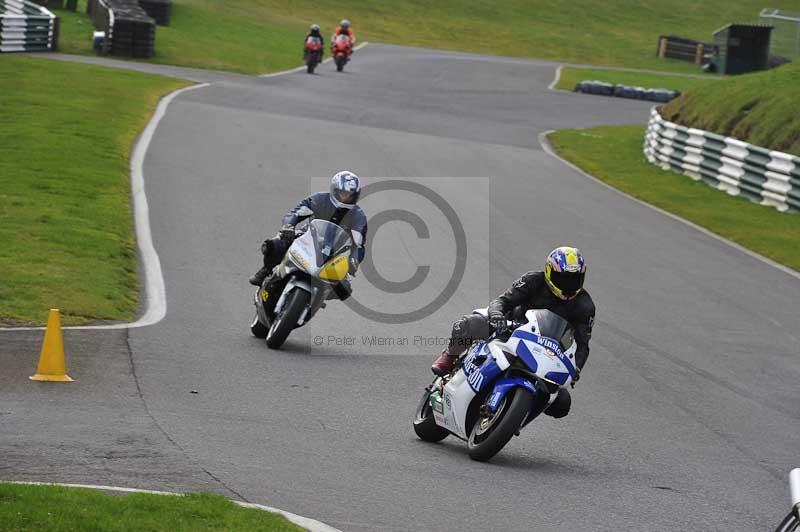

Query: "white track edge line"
(547, 64), (563, 91)
(1, 82), (208, 332)
(4, 481), (342, 532)
(538, 130), (800, 280)
(2, 46), (375, 333)
(260, 41), (369, 78)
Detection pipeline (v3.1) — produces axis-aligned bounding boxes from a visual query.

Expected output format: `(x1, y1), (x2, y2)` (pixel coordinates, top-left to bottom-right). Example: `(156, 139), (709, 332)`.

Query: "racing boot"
(249, 266), (271, 286)
(431, 348), (457, 376)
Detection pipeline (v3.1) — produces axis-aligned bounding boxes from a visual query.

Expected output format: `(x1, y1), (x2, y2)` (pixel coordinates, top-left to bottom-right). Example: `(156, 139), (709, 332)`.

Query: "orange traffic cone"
(30, 309), (73, 382)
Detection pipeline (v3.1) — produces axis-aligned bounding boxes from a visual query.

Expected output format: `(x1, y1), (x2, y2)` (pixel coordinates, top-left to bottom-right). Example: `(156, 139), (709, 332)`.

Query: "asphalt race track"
(2, 45), (799, 531)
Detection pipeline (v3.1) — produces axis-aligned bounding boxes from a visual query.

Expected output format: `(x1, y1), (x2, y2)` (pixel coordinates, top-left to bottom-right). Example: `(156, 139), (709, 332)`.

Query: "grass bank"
(554, 66), (715, 92)
(549, 126), (799, 271)
(661, 61), (800, 155)
(0, 56), (186, 326)
(53, 0), (800, 74)
(0, 483), (303, 531)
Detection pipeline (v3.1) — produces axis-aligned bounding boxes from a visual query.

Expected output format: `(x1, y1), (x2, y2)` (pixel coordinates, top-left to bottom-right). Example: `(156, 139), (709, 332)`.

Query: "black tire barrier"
(0, 0), (58, 52)
(86, 0), (156, 57)
(574, 80), (614, 96)
(575, 80), (680, 103)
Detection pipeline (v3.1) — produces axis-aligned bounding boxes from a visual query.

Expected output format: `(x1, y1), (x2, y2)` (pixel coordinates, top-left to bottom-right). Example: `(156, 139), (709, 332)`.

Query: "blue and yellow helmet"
(544, 246), (586, 301)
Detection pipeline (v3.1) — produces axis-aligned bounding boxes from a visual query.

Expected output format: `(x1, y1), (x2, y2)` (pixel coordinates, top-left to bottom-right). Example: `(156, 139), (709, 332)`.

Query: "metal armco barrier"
(644, 107), (800, 212)
(0, 0), (58, 52)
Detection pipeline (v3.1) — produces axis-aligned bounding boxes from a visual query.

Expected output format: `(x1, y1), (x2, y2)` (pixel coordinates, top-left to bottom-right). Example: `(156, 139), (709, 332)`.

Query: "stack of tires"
(107, 1), (154, 57)
(575, 80), (680, 103)
(86, 0), (155, 57)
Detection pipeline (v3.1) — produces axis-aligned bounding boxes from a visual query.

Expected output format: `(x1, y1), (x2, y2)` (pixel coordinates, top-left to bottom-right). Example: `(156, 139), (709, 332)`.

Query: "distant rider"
(249, 171), (367, 300)
(431, 247), (596, 419)
(332, 19), (356, 49)
(304, 23), (324, 59)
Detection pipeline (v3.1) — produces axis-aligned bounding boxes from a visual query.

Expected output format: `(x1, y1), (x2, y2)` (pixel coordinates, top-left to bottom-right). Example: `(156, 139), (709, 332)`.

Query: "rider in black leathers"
(432, 247), (596, 419)
(249, 171), (367, 301)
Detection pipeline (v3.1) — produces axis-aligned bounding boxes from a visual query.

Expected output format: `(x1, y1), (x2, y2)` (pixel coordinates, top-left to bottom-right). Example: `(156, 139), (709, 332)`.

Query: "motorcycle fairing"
(460, 341), (505, 394)
(436, 371), (475, 439)
(484, 376), (539, 414)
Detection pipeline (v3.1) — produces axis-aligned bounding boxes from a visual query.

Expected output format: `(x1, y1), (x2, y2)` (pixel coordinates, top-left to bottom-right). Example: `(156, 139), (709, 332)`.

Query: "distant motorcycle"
(250, 210), (356, 349)
(304, 36), (323, 74)
(413, 309), (579, 461)
(331, 34), (352, 72)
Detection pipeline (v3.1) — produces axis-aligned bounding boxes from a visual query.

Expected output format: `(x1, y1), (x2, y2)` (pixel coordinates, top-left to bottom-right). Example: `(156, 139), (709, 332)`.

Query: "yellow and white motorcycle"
(251, 216), (355, 349)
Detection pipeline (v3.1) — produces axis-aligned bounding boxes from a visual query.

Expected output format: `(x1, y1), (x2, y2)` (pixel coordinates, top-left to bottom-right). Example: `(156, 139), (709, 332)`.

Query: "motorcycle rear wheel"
(266, 288), (310, 349)
(467, 388), (534, 462)
(413, 388), (450, 442)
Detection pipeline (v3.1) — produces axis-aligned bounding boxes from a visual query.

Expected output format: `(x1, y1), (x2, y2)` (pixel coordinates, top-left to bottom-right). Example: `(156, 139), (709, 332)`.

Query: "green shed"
(712, 24), (773, 75)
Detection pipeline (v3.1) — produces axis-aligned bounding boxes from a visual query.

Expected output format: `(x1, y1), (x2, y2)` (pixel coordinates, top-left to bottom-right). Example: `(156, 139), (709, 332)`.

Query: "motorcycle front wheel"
(413, 388), (450, 442)
(266, 288), (310, 349)
(467, 388), (534, 462)
(250, 313), (268, 338)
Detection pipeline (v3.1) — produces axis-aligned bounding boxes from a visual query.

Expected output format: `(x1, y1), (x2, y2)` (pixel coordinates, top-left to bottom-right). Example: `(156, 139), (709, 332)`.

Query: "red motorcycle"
(331, 34), (353, 72)
(304, 36), (323, 74)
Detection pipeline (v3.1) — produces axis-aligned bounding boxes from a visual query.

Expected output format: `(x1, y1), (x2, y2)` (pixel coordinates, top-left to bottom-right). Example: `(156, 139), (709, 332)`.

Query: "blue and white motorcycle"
(413, 308), (579, 462)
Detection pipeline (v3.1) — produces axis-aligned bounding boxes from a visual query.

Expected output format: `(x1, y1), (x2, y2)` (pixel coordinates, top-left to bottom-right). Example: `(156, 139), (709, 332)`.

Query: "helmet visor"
(549, 270), (584, 296)
(334, 188), (357, 204)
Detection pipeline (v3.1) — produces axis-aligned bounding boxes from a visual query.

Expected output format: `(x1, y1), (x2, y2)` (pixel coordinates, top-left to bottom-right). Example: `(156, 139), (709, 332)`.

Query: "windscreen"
(533, 309), (575, 351)
(306, 36), (321, 45)
(308, 219), (351, 264)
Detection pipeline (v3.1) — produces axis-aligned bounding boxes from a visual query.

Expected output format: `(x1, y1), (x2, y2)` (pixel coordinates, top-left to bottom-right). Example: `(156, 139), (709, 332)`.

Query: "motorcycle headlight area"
(319, 254), (350, 281)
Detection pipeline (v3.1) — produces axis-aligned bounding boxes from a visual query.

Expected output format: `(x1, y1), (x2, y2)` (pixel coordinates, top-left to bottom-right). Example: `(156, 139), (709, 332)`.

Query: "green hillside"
(53, 0), (800, 74)
(661, 61), (800, 155)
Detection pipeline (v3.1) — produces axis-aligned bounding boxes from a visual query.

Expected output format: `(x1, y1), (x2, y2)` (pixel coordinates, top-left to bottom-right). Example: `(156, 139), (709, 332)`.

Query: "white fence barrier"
(644, 107), (800, 212)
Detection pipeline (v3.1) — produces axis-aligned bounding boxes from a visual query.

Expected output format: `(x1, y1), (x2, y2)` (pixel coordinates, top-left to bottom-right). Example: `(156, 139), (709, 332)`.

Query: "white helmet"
(310, 23), (320, 32)
(340, 19), (350, 29)
(330, 171), (361, 209)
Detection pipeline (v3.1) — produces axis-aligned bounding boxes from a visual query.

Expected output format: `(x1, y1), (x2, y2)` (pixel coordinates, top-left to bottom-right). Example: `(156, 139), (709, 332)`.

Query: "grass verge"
(549, 126), (799, 271)
(661, 61), (800, 155)
(0, 56), (187, 326)
(554, 66), (716, 92)
(0, 483), (303, 531)
(52, 0), (800, 74)
(54, 0), (306, 74)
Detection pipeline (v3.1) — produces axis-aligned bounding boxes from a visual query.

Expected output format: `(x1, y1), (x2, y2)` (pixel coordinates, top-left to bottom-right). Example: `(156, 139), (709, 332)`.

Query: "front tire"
(250, 313), (268, 338)
(266, 288), (310, 349)
(335, 56), (345, 72)
(467, 388), (534, 462)
(413, 388), (449, 442)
